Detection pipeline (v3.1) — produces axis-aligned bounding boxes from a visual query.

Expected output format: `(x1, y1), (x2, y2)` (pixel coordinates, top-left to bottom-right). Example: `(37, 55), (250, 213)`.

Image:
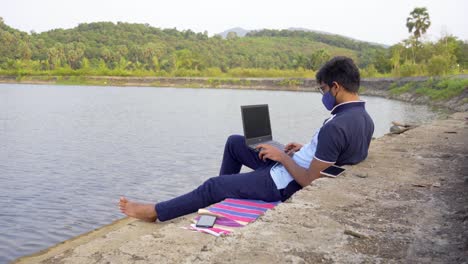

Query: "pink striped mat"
(184, 198), (280, 236)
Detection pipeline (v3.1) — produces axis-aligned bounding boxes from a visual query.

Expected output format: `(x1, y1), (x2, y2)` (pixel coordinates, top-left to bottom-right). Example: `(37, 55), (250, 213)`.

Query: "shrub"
(427, 55), (450, 76)
(400, 62), (419, 77)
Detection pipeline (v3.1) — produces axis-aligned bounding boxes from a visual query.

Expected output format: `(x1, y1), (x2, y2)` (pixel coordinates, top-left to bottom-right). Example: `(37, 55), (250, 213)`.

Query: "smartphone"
(196, 215), (217, 228)
(321, 165), (345, 178)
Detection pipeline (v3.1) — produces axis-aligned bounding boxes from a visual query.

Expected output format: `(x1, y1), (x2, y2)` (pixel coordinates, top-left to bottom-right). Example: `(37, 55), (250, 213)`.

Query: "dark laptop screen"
(241, 105), (272, 139)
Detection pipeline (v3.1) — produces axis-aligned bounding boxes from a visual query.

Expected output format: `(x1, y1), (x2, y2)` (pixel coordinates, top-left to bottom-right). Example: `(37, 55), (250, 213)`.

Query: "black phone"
(321, 165), (345, 178)
(196, 215), (217, 228)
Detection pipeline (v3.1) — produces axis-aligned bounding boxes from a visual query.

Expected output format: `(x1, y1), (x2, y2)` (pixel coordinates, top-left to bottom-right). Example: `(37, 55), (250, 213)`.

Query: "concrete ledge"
(14, 112), (468, 263)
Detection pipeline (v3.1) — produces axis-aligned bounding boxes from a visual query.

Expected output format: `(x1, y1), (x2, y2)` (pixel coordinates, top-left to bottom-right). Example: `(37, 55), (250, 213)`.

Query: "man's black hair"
(316, 56), (360, 93)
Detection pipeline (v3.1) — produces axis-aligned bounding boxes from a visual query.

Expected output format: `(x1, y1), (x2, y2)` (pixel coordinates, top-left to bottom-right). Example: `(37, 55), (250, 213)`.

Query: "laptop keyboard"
(251, 140), (285, 151)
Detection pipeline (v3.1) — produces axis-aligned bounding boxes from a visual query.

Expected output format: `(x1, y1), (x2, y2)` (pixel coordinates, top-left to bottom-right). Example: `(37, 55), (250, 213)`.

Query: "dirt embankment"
(1, 75), (467, 112)
(14, 112), (468, 263)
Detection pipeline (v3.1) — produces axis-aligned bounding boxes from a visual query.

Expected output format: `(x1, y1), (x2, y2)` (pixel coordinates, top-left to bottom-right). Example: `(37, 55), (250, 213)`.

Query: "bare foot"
(119, 197), (157, 222)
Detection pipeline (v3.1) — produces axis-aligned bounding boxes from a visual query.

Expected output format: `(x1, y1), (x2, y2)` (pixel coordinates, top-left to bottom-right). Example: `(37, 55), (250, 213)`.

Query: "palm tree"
(406, 7), (431, 45)
(406, 7), (431, 63)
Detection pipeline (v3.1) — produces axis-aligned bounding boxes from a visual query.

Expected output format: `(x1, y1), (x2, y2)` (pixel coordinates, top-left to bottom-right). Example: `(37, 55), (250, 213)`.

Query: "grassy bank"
(3, 75), (467, 111)
(0, 67), (317, 79)
(8, 75), (467, 101)
(389, 77), (468, 101)
(4, 75), (315, 91)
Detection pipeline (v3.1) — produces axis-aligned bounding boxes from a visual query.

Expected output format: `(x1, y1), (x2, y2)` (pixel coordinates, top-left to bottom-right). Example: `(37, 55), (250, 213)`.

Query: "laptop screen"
(241, 105), (272, 139)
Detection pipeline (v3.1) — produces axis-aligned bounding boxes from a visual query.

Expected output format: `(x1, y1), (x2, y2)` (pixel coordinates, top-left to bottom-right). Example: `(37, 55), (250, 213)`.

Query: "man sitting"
(119, 56), (374, 222)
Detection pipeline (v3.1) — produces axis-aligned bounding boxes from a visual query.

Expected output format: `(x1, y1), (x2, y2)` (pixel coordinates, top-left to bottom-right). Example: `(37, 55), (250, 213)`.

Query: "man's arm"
(279, 155), (333, 187)
(284, 142), (303, 156)
(257, 144), (333, 187)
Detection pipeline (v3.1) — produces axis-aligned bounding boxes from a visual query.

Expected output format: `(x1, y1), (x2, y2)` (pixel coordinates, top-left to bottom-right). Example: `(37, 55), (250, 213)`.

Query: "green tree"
(81, 57), (90, 70)
(390, 44), (404, 76)
(310, 49), (330, 70)
(116, 57), (130, 71)
(373, 49), (391, 73)
(360, 64), (377, 77)
(47, 45), (65, 69)
(406, 7), (431, 64)
(455, 40), (468, 71)
(65, 43), (85, 69)
(406, 7), (431, 45)
(427, 55), (450, 76)
(175, 49), (199, 70)
(97, 58), (109, 74)
(400, 61), (421, 77)
(226, 31), (238, 40)
(18, 41), (32, 60)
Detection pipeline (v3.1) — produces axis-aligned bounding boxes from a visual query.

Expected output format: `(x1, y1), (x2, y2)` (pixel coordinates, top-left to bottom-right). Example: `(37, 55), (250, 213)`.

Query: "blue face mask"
(322, 90), (336, 111)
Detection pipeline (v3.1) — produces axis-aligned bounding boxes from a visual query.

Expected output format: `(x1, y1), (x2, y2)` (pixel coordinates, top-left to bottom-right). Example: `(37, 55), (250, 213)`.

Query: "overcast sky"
(2, 0), (467, 45)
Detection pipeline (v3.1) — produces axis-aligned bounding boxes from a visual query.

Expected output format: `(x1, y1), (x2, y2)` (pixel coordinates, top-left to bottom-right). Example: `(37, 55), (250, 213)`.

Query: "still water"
(0, 84), (441, 263)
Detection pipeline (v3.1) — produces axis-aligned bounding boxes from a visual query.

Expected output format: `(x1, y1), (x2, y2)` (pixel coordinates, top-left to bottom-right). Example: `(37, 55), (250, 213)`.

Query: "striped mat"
(185, 198), (280, 236)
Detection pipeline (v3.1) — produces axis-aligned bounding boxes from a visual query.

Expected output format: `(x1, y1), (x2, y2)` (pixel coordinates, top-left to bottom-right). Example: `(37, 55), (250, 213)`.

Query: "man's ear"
(331, 81), (340, 95)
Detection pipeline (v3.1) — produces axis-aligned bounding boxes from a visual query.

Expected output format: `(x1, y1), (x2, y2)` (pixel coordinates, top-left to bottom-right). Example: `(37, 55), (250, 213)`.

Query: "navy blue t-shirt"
(314, 101), (374, 166)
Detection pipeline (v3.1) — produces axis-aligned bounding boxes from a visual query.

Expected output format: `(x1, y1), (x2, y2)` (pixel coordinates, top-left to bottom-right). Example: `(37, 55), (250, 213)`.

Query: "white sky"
(2, 0), (467, 45)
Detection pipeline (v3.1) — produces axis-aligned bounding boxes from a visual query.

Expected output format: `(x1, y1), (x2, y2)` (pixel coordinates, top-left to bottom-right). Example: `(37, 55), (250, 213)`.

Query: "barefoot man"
(119, 56), (374, 222)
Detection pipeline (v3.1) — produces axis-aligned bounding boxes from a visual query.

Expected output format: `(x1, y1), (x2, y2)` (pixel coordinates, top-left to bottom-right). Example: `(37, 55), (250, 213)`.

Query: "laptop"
(241, 104), (285, 151)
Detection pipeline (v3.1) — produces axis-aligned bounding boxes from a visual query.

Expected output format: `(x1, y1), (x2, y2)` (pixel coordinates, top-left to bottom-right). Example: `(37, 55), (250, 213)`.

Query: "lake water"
(0, 84), (442, 263)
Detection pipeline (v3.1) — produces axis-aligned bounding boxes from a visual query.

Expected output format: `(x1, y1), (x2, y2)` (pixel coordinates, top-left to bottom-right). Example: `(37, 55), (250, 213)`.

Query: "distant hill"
(287, 27), (389, 48)
(1, 19), (465, 78)
(287, 27), (333, 35)
(217, 27), (251, 38)
(218, 26), (388, 48)
(245, 28), (386, 52)
(0, 20), (389, 74)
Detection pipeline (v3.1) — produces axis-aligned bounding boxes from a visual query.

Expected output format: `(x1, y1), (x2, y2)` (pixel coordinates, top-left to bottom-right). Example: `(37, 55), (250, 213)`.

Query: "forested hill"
(0, 19), (389, 76)
(246, 29), (387, 52)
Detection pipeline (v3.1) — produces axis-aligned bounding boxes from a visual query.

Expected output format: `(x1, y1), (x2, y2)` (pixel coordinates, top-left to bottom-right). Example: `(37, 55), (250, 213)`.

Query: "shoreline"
(13, 112), (468, 263)
(1, 75), (467, 112)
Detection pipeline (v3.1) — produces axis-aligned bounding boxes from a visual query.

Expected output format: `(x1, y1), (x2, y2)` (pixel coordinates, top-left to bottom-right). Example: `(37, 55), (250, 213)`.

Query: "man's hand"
(284, 142), (303, 156)
(256, 144), (288, 163)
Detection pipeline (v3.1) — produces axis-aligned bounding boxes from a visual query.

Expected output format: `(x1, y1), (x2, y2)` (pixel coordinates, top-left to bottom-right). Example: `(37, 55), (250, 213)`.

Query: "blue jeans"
(155, 135), (301, 221)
